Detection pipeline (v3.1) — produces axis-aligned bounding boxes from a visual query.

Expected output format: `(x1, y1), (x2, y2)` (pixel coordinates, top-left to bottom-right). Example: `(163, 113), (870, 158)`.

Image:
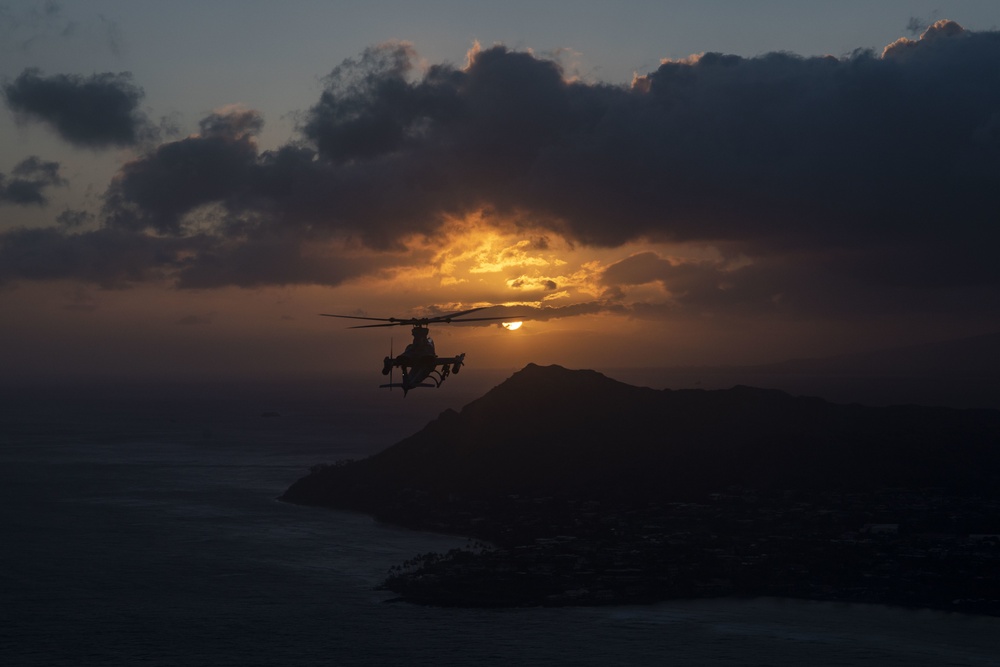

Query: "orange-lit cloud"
(3, 24), (1000, 338)
(882, 19), (966, 59)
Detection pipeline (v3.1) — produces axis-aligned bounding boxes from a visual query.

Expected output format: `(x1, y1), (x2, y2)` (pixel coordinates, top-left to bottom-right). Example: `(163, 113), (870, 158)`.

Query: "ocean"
(2, 374), (999, 666)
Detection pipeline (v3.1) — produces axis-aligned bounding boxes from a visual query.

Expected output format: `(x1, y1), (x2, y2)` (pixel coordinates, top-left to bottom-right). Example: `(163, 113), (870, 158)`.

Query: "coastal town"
(378, 486), (1000, 614)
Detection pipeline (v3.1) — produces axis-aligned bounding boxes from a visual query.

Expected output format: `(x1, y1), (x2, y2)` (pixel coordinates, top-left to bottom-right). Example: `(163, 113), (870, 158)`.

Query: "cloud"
(115, 29), (1000, 251)
(198, 106), (264, 140)
(3, 24), (1000, 328)
(3, 69), (156, 147)
(0, 226), (201, 288)
(0, 156), (65, 206)
(56, 209), (94, 228)
(884, 19), (967, 58)
(103, 119), (262, 235)
(170, 231), (402, 289)
(524, 301), (629, 321)
(602, 252), (675, 286)
(601, 245), (1000, 322)
(301, 42), (425, 161)
(508, 276), (558, 291)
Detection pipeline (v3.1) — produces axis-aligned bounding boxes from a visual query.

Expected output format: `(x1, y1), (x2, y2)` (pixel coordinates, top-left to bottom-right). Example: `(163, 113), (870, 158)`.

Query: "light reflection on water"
(2, 382), (999, 666)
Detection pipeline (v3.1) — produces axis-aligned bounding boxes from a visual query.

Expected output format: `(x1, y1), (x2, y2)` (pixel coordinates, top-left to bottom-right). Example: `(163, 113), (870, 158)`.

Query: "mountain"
(627, 331), (1000, 410)
(282, 364), (1000, 610)
(283, 363), (1000, 511)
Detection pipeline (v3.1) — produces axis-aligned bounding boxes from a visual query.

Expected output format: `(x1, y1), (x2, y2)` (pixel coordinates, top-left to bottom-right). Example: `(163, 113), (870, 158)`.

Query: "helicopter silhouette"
(319, 307), (525, 396)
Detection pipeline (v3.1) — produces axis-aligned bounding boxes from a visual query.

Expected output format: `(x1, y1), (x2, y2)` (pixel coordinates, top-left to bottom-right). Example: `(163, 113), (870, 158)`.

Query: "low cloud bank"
(3, 21), (999, 322)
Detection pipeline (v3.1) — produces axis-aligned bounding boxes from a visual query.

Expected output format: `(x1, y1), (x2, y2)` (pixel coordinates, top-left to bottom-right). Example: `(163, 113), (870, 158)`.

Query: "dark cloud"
(600, 245), (1000, 322)
(523, 301), (629, 321)
(171, 231), (400, 289)
(509, 277), (558, 291)
(0, 226), (202, 288)
(0, 156), (65, 205)
(3, 69), (156, 147)
(103, 128), (261, 235)
(4, 24), (1000, 327)
(301, 43), (428, 161)
(101, 109), (264, 237)
(198, 108), (264, 140)
(0, 220), (399, 290)
(602, 252), (674, 286)
(111, 26), (1000, 250)
(56, 209), (94, 228)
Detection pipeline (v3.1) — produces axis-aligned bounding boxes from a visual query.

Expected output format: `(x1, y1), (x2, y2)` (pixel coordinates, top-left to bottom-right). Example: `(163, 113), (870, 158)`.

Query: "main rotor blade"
(344, 322), (406, 328)
(319, 313), (403, 322)
(445, 315), (531, 323)
(320, 307), (527, 328)
(320, 309), (490, 324)
(427, 306), (491, 322)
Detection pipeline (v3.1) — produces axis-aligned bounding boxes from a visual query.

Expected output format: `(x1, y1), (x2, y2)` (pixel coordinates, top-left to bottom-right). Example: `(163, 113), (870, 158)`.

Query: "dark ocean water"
(2, 377), (999, 666)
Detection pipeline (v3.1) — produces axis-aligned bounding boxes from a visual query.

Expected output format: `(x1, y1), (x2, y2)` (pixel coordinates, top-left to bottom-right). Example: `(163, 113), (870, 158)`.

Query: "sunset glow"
(6, 8), (1000, 666)
(1, 4), (998, 383)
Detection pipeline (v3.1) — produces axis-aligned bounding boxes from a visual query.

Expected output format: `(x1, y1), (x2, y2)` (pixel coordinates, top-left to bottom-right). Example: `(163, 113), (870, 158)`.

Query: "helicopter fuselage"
(319, 306), (524, 397)
(381, 325), (465, 395)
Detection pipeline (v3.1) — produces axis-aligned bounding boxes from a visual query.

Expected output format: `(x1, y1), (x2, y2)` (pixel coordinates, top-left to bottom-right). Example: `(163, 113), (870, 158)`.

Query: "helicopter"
(319, 307), (525, 396)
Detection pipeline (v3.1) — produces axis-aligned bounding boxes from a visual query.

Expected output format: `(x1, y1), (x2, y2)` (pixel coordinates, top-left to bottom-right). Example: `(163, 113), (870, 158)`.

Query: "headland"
(281, 364), (1000, 613)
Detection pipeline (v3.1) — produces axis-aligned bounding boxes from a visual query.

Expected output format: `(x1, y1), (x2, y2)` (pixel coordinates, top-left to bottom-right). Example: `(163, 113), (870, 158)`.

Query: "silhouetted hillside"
(283, 364), (1000, 510)
(282, 364), (1000, 610)
(618, 331), (1000, 410)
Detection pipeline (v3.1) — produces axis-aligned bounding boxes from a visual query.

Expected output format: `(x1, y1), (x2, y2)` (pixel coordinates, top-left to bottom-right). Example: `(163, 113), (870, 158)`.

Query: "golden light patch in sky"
(358, 213), (580, 308)
(502, 321), (523, 330)
(328, 212), (737, 324)
(431, 218), (553, 278)
(421, 213), (644, 305)
(294, 210), (751, 358)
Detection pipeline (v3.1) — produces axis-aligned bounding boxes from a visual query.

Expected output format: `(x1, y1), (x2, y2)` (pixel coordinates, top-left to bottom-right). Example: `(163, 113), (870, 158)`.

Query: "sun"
(502, 321), (523, 331)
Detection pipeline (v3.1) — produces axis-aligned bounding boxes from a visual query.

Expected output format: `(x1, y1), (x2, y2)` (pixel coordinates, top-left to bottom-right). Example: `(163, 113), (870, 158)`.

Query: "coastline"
(282, 485), (1000, 616)
(279, 366), (1000, 615)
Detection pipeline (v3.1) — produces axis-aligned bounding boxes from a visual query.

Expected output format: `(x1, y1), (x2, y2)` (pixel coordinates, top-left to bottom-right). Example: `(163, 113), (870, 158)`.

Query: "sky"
(2, 0), (999, 383)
